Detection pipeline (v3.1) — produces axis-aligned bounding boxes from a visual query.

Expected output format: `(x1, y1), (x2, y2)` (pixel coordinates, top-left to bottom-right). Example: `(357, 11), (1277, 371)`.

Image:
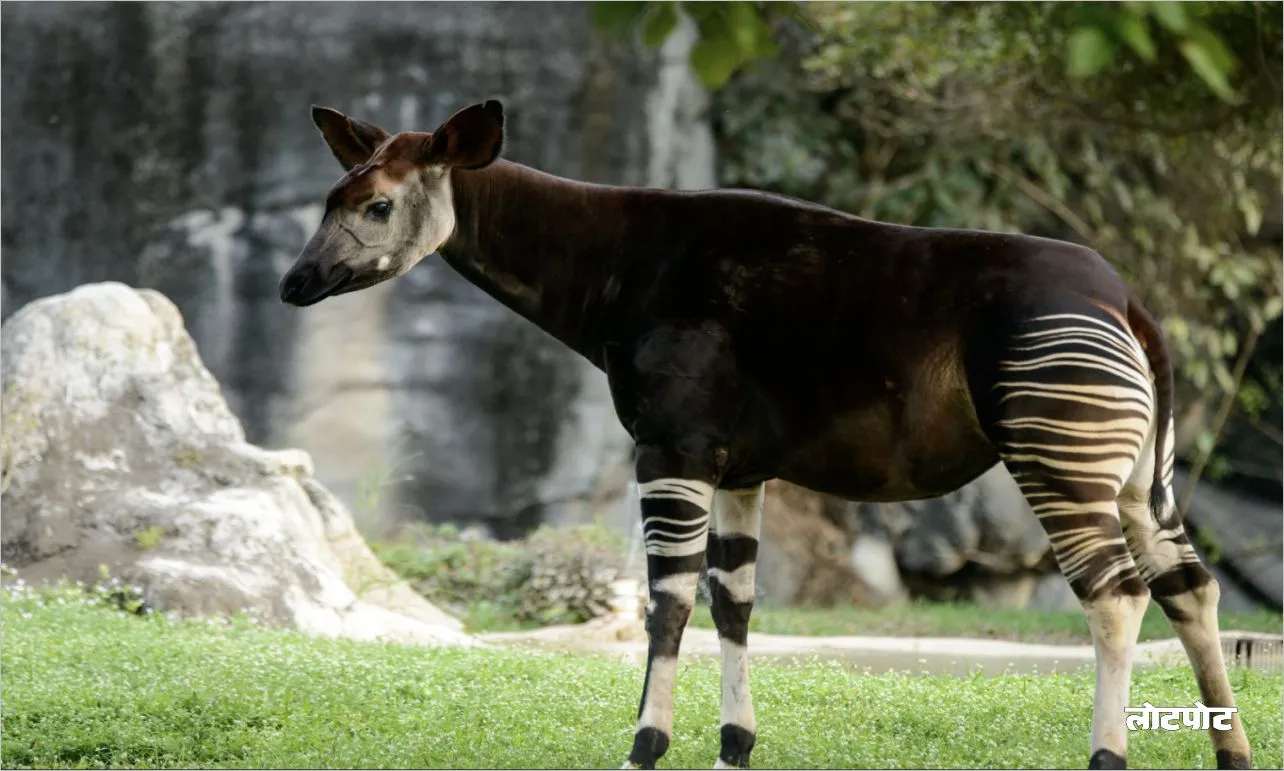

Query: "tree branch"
(992, 163), (1097, 247)
(1178, 326), (1263, 516)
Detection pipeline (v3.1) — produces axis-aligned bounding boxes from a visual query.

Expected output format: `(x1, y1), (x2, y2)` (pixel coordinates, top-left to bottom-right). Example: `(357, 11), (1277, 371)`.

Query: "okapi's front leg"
(707, 485), (764, 769)
(626, 446), (716, 769)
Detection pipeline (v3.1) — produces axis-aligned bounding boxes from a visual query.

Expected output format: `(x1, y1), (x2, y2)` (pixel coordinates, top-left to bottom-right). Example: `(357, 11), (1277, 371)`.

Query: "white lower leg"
(638, 655), (680, 738)
(1084, 592), (1149, 761)
(1160, 580), (1252, 765)
(720, 638), (754, 733)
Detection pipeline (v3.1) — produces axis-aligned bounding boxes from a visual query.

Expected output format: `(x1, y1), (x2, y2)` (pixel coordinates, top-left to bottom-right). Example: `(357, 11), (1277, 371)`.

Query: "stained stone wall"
(1, 2), (715, 536)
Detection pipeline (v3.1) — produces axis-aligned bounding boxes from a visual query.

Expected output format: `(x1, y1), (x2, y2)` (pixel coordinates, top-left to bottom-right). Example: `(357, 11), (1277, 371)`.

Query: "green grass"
(685, 600), (1284, 645)
(3, 595), (1281, 769)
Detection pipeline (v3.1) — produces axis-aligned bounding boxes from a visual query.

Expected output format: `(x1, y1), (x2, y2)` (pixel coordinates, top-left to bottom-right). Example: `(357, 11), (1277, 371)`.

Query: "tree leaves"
(590, 1), (649, 38)
(1067, 27), (1115, 78)
(1149, 1), (1191, 34)
(1179, 26), (1240, 102)
(594, 1), (1247, 104)
(1064, 4), (1241, 102)
(641, 1), (678, 48)
(1114, 13), (1157, 61)
(689, 31), (744, 90)
(590, 1), (790, 89)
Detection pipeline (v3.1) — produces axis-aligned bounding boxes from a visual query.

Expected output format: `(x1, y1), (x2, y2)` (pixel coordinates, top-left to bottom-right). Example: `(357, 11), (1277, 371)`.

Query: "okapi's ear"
(310, 106), (391, 171)
(420, 100), (505, 170)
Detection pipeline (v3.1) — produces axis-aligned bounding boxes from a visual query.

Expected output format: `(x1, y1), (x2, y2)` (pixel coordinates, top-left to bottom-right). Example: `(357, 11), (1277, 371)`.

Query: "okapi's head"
(278, 100), (505, 306)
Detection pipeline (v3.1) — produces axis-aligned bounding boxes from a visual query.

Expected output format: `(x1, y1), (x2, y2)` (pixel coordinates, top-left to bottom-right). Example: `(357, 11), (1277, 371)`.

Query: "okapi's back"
(648, 188), (1129, 332)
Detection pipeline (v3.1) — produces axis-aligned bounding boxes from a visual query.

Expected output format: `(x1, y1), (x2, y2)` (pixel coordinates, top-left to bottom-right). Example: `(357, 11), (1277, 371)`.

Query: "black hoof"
(1089, 749), (1127, 769)
(1216, 749), (1251, 769)
(628, 727), (668, 770)
(718, 724), (756, 768)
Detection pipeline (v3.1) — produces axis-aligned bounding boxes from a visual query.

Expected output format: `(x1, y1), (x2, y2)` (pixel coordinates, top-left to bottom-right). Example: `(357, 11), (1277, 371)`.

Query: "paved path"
(479, 618), (1283, 676)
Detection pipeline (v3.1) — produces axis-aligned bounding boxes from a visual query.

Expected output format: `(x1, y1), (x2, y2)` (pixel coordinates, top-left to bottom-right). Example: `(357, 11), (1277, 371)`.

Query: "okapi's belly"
(776, 423), (998, 503)
(771, 361), (999, 503)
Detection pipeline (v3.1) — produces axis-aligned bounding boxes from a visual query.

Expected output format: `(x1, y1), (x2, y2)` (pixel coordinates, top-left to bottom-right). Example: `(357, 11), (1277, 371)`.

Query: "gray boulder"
(884, 464), (1049, 578)
(758, 466), (1055, 607)
(2, 282), (470, 646)
(1175, 468), (1283, 613)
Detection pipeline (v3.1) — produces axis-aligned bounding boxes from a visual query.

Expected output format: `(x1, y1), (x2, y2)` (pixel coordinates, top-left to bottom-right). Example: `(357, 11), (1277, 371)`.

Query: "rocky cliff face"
(1, 3), (714, 535)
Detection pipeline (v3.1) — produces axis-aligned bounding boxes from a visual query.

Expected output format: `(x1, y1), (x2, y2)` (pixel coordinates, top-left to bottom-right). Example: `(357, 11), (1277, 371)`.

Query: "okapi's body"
(280, 101), (1252, 771)
(448, 161), (1101, 500)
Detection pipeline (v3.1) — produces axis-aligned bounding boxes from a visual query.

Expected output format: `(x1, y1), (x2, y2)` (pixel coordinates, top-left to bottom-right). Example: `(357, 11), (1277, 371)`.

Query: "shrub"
(372, 521), (634, 630)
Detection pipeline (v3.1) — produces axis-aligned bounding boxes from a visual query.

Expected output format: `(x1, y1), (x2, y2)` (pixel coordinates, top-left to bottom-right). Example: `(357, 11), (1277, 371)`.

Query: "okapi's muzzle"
(278, 260), (353, 307)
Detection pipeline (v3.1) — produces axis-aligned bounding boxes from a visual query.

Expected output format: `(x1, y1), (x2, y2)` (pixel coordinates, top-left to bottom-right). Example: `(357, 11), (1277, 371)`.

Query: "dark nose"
(279, 262), (351, 307)
(279, 269), (311, 305)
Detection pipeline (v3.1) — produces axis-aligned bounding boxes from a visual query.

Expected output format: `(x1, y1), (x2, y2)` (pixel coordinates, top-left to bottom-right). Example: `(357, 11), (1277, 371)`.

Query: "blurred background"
(2, 2), (1280, 632)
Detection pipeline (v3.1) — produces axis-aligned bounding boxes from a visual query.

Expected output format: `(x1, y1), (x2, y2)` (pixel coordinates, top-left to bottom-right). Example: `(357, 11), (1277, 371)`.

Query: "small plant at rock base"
(172, 448), (202, 469)
(372, 521), (636, 631)
(371, 527), (531, 623)
(354, 438), (421, 535)
(134, 526), (165, 551)
(1, 562), (152, 617)
(94, 564), (151, 615)
(513, 526), (628, 626)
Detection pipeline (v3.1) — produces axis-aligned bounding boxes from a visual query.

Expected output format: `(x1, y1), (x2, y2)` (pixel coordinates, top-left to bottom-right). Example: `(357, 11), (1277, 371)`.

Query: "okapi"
(278, 100), (1252, 770)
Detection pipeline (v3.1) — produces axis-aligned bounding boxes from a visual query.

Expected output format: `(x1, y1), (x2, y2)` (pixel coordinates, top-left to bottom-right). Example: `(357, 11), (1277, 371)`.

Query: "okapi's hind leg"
(1007, 469), (1150, 769)
(707, 485), (765, 769)
(1118, 421), (1252, 769)
(985, 311), (1162, 768)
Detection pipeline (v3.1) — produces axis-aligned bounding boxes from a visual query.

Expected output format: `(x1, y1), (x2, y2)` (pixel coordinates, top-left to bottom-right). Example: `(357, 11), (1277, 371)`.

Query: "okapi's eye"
(367, 200), (391, 220)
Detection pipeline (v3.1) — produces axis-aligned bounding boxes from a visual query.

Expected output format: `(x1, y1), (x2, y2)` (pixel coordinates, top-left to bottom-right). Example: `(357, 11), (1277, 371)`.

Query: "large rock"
(760, 466), (1057, 608)
(1, 282), (471, 646)
(764, 463), (1282, 614)
(0, 3), (714, 537)
(757, 481), (882, 607)
(1176, 468), (1283, 613)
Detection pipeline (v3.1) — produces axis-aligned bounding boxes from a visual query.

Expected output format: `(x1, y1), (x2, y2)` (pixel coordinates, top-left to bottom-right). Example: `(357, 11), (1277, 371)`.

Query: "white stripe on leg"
(716, 486), (764, 538)
(707, 564), (756, 604)
(639, 478), (716, 507)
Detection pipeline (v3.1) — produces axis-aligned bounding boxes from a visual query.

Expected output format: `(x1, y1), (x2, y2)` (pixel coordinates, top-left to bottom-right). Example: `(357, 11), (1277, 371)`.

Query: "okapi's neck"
(439, 159), (636, 367)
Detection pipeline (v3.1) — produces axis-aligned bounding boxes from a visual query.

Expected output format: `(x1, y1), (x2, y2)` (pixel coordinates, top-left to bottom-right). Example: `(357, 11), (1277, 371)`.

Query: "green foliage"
(134, 526), (165, 551)
(371, 526), (530, 618)
(171, 448), (201, 469)
(371, 521), (632, 630)
(5, 596), (1284, 768)
(591, 1), (796, 88)
(0, 562), (153, 617)
(592, 2), (1250, 100)
(1064, 3), (1243, 101)
(351, 438), (420, 535)
(713, 2), (1282, 465)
